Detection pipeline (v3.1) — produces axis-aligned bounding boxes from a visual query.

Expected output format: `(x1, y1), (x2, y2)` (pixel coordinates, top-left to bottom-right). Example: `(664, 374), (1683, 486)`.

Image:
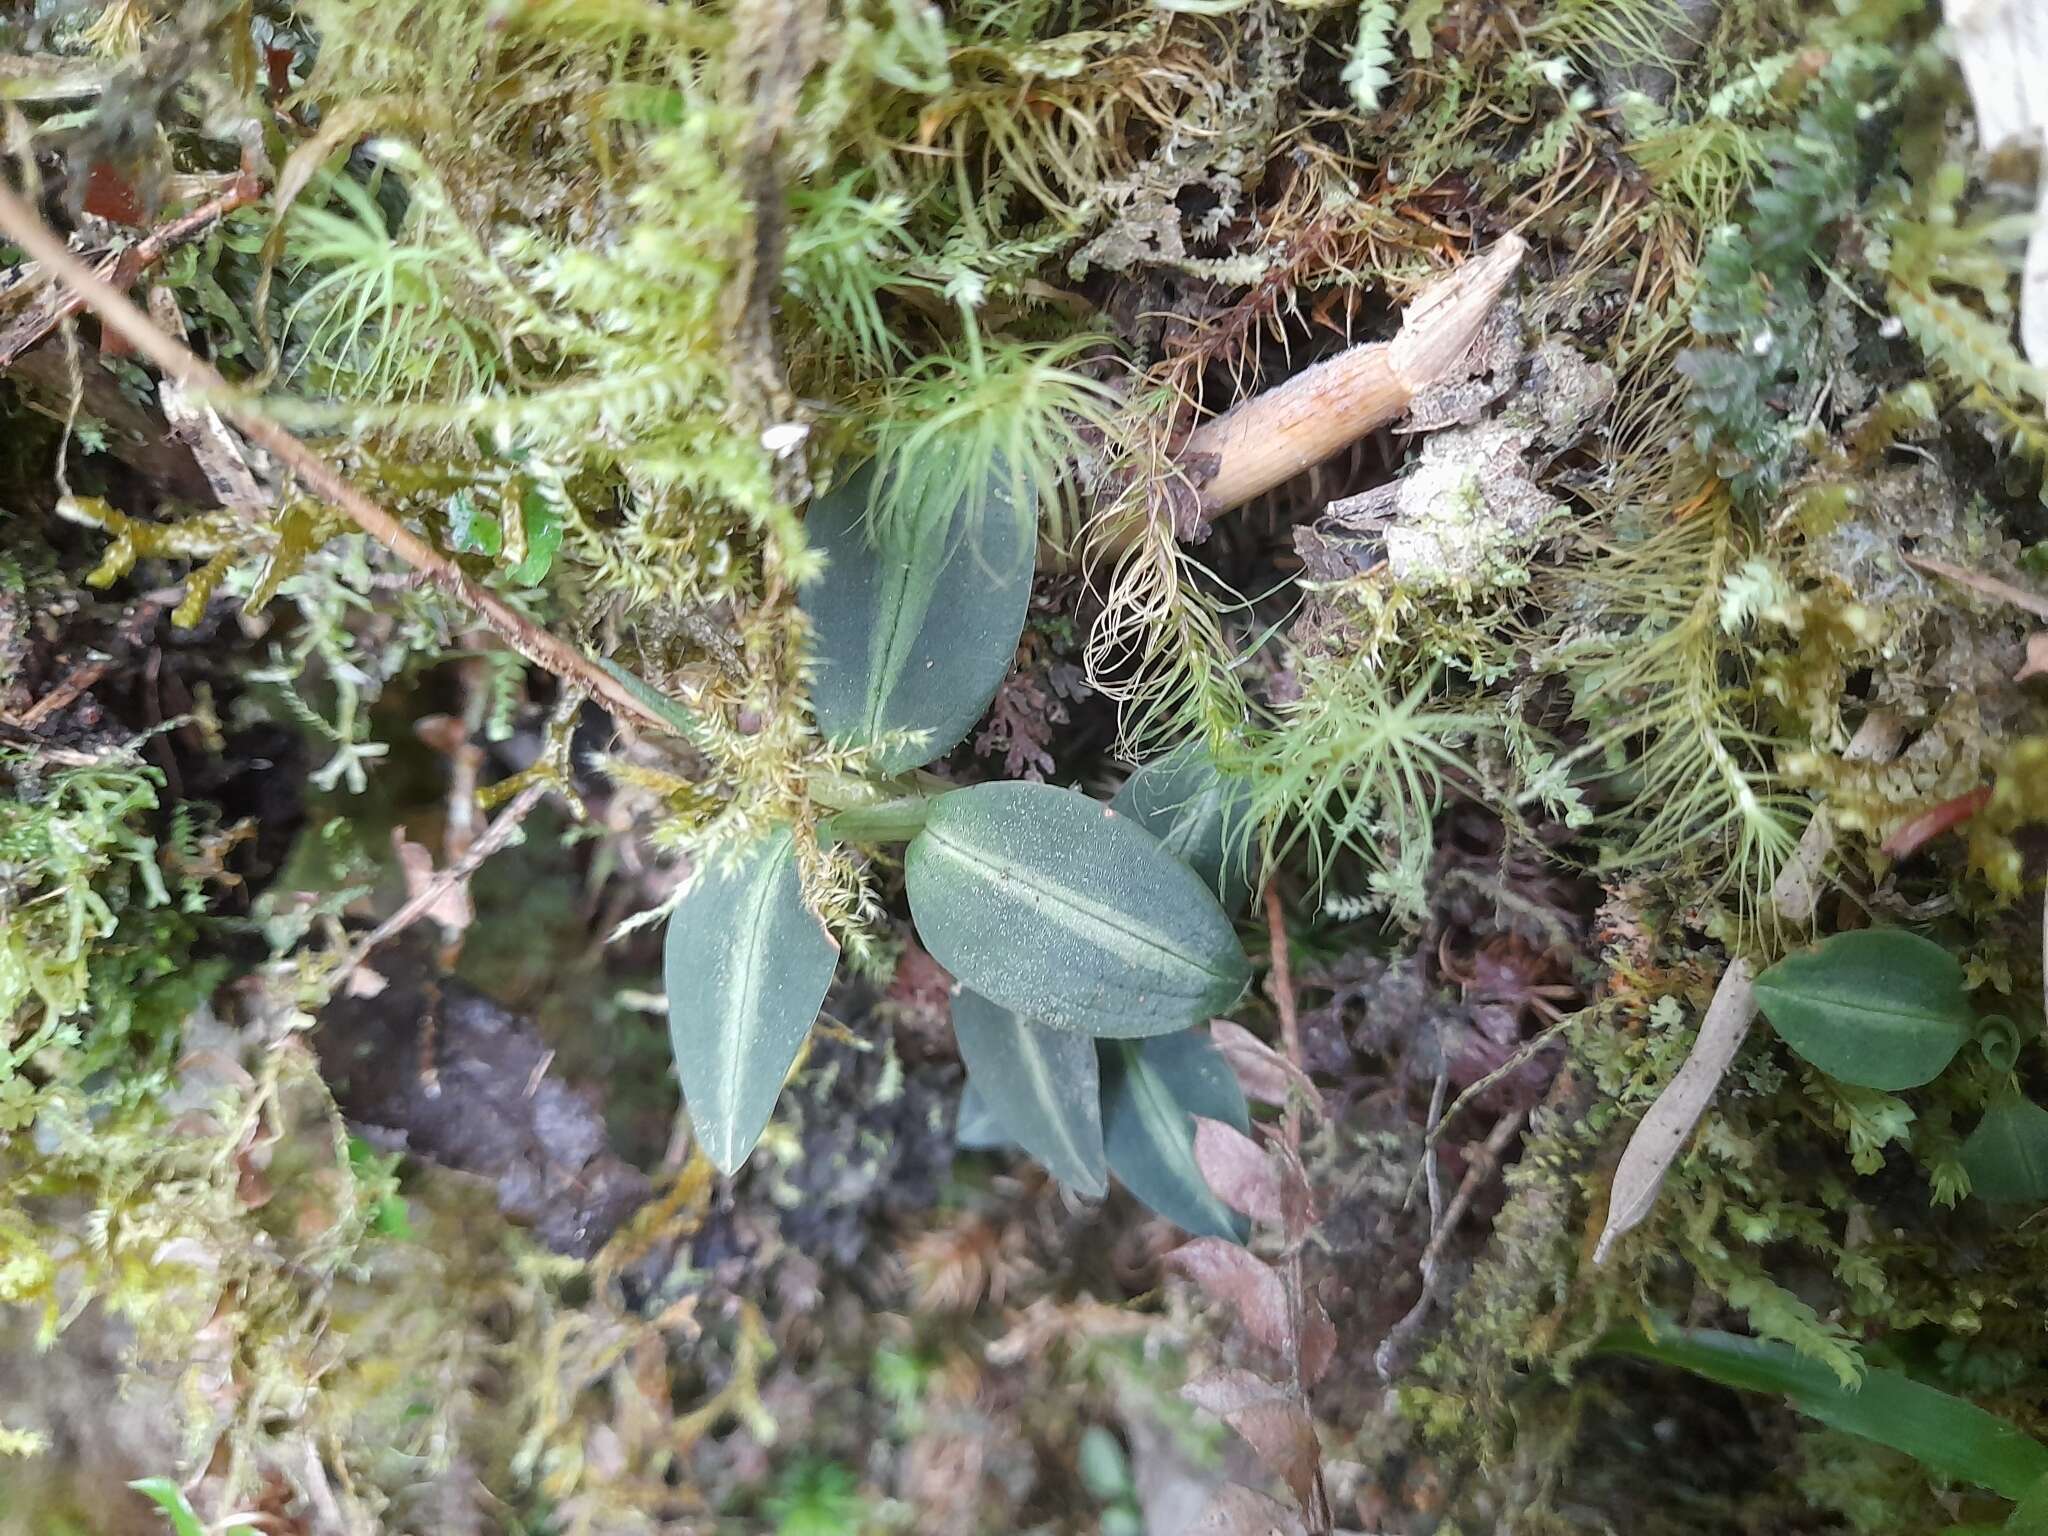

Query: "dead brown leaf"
(1167, 1238), (1291, 1357)
(1195, 1118), (1285, 1224)
(1210, 1019), (1315, 1109)
(1194, 1483), (1307, 1535)
(1225, 1398), (1322, 1512)
(392, 830), (475, 938)
(1905, 552), (2048, 622)
(1183, 1367), (1286, 1419)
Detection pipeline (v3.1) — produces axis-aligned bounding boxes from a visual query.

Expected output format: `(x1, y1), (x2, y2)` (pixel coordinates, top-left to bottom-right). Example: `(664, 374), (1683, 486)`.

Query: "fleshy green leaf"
(952, 987), (1106, 1195)
(906, 782), (1252, 1037)
(1962, 1096), (2048, 1205)
(665, 829), (839, 1174)
(800, 454), (1034, 774)
(1600, 1323), (2048, 1500)
(1752, 929), (1974, 1090)
(1111, 742), (1256, 915)
(128, 1479), (205, 1536)
(1102, 1029), (1250, 1241)
(446, 488), (501, 556)
(507, 487), (564, 584)
(954, 1078), (1009, 1150)
(2006, 1472), (2048, 1534)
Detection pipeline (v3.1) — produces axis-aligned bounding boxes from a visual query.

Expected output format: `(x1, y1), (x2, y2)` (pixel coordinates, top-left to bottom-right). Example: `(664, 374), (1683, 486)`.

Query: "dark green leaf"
(952, 988), (1106, 1195)
(1979, 1015), (2024, 1074)
(1752, 929), (1974, 1090)
(665, 829), (839, 1174)
(800, 454), (1034, 773)
(1962, 1096), (2048, 1205)
(1110, 741), (1256, 915)
(1102, 1029), (1250, 1241)
(1600, 1323), (2048, 1499)
(2008, 1473), (2048, 1534)
(906, 782), (1251, 1037)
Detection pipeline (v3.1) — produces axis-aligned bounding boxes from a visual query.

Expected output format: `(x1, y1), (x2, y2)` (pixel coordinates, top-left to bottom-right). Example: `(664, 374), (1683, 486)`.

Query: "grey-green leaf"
(664, 830), (839, 1174)
(1110, 741), (1256, 915)
(955, 1078), (1010, 1150)
(1962, 1096), (2048, 1205)
(953, 989), (1106, 1196)
(906, 782), (1253, 1037)
(800, 455), (1035, 774)
(1752, 928), (1974, 1091)
(1102, 1029), (1251, 1241)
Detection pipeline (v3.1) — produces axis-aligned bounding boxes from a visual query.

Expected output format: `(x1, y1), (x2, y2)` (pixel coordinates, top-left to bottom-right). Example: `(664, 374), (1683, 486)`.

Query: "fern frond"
(1225, 657), (1498, 927)
(1083, 466), (1253, 757)
(1342, 0), (1399, 113)
(867, 330), (1123, 552)
(285, 172), (502, 405)
(1546, 502), (1806, 922)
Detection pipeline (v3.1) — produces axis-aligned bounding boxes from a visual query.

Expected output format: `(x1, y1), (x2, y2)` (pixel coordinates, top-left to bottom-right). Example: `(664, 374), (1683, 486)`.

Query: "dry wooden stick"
(1180, 234), (1526, 528)
(0, 181), (675, 735)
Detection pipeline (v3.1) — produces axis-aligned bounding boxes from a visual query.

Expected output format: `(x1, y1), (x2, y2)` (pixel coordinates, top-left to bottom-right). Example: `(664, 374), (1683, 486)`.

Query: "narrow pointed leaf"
(1600, 1323), (2048, 1499)
(1962, 1096), (2048, 1205)
(800, 455), (1034, 773)
(665, 830), (838, 1174)
(907, 782), (1252, 1037)
(1102, 1030), (1251, 1241)
(1111, 742), (1256, 914)
(953, 988), (1106, 1195)
(1752, 928), (1974, 1090)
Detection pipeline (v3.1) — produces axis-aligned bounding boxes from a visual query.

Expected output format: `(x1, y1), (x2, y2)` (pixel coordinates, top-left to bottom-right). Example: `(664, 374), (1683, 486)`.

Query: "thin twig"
(1264, 881), (1308, 1153)
(336, 779), (550, 982)
(1420, 1055), (1448, 1227)
(1261, 879), (1333, 1536)
(0, 169), (267, 367)
(0, 181), (677, 735)
(1375, 1102), (1532, 1379)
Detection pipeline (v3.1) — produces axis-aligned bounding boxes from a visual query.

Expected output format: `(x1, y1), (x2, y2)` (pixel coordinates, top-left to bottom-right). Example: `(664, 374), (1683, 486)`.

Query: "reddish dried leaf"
(82, 160), (145, 225)
(1195, 1484), (1306, 1535)
(1167, 1237), (1290, 1356)
(1183, 1366), (1287, 1418)
(2018, 632), (2048, 683)
(1273, 1139), (1318, 1247)
(1210, 1019), (1312, 1108)
(1194, 1117), (1284, 1224)
(1880, 784), (1994, 859)
(1224, 1398), (1321, 1512)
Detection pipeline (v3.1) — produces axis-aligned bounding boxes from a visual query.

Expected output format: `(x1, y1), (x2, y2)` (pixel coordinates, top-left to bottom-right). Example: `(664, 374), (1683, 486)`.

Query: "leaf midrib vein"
(924, 823), (1234, 990)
